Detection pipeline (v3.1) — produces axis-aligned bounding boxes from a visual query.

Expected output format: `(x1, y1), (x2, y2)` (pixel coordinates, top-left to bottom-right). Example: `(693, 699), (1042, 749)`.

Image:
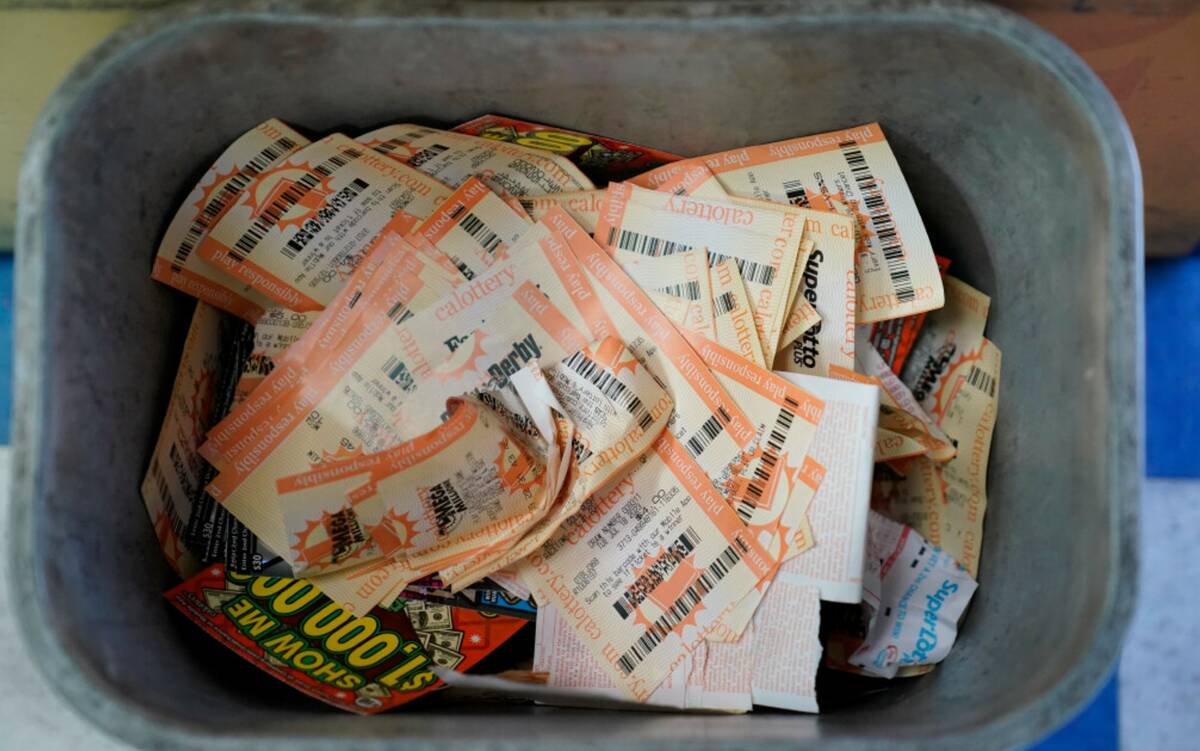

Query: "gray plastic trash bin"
(11, 1), (1141, 749)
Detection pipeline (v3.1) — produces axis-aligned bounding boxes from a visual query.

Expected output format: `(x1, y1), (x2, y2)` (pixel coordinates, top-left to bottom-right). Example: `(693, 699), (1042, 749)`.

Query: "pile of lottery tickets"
(144, 115), (1000, 714)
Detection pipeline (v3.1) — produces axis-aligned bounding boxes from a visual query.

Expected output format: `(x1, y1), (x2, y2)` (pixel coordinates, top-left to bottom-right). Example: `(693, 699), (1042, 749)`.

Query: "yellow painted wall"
(0, 10), (136, 248)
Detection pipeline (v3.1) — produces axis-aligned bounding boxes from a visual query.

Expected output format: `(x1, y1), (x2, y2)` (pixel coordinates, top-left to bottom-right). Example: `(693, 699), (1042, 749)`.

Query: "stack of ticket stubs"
(144, 115), (1001, 714)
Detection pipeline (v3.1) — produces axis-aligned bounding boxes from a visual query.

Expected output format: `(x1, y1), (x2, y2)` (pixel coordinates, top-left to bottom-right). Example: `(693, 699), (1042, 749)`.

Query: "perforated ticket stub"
(366, 126), (594, 196)
(593, 183), (803, 366)
(198, 133), (454, 310)
(151, 119), (308, 322)
(633, 123), (944, 324)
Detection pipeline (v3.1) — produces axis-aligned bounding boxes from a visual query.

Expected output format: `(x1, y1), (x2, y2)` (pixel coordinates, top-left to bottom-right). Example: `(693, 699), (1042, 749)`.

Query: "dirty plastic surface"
(11, 1), (1141, 749)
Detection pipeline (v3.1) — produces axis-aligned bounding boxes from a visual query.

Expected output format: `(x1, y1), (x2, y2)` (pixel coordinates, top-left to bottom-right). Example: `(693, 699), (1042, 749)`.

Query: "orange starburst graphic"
(373, 509), (421, 554)
(929, 345), (985, 421)
(434, 330), (489, 385)
(193, 165), (241, 218)
(248, 169), (332, 232)
(585, 338), (640, 377)
(630, 547), (706, 636)
(493, 439), (543, 495)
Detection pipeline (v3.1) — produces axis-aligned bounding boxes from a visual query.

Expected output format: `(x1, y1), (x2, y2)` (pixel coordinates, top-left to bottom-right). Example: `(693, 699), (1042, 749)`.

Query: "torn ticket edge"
(359, 124), (594, 195)
(680, 331), (825, 639)
(523, 579), (822, 713)
(774, 372), (879, 604)
(847, 511), (978, 678)
(197, 133), (455, 311)
(829, 360), (954, 465)
(592, 182), (802, 366)
(151, 118), (308, 323)
(631, 122), (944, 324)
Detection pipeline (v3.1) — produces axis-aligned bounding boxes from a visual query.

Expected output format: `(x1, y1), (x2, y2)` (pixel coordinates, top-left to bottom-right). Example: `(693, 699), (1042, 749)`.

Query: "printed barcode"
(966, 364), (996, 398)
(612, 526), (701, 619)
(281, 177), (370, 260)
(563, 350), (653, 430)
(450, 256), (476, 280)
(709, 252), (776, 287)
(782, 178), (811, 208)
(610, 227), (693, 257)
(386, 300), (414, 324)
(735, 395), (799, 523)
(228, 147), (362, 261)
(172, 136), (299, 267)
(409, 143), (450, 168)
(713, 291), (737, 316)
(459, 212), (503, 255)
(371, 138), (411, 156)
(616, 539), (748, 675)
(382, 355), (416, 393)
(655, 281), (702, 301)
(838, 139), (914, 303)
(685, 405), (731, 457)
(149, 457), (188, 539)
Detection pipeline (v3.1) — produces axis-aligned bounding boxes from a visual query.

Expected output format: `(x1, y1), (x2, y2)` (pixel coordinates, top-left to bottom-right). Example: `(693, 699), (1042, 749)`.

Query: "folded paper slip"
(847, 511), (978, 678)
(151, 119), (308, 322)
(593, 183), (803, 366)
(197, 133), (454, 310)
(632, 122), (944, 324)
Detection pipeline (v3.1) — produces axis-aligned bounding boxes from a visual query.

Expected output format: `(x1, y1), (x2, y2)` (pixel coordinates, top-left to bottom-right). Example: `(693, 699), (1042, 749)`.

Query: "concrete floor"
(0, 445), (1187, 748)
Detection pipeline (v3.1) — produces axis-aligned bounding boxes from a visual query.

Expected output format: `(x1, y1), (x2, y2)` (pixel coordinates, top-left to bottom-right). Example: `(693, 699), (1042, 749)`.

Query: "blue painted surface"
(1029, 675), (1118, 750)
(1145, 249), (1200, 477)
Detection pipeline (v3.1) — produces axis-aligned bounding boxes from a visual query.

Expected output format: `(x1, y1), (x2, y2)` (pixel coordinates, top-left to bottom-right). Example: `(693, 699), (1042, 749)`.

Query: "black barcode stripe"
(782, 178), (811, 208)
(228, 147), (362, 261)
(612, 526), (701, 619)
(386, 300), (413, 324)
(713, 291), (737, 316)
(615, 541), (747, 675)
(280, 177), (369, 260)
(172, 136), (299, 267)
(685, 414), (724, 457)
(966, 365), (996, 398)
(735, 395), (799, 522)
(564, 351), (653, 430)
(655, 281), (702, 301)
(458, 212), (503, 255)
(839, 139), (914, 303)
(708, 251), (776, 287)
(615, 228), (693, 258)
(409, 143), (450, 168)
